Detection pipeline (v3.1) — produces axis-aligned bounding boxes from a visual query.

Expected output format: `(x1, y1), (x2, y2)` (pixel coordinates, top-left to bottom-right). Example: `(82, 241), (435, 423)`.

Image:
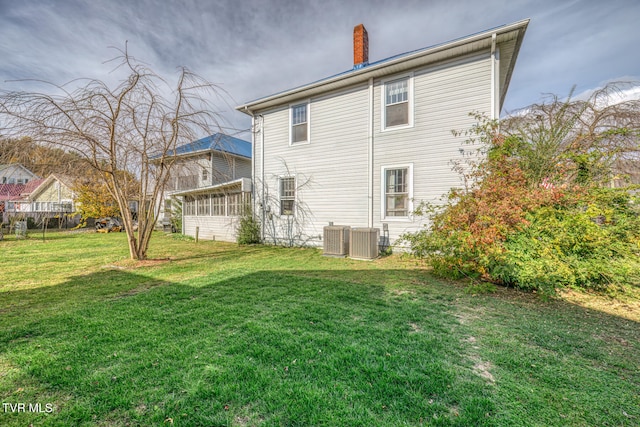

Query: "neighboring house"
(164, 133), (252, 242)
(0, 163), (39, 185)
(1, 174), (80, 227)
(0, 179), (44, 223)
(28, 174), (77, 215)
(236, 20), (529, 248)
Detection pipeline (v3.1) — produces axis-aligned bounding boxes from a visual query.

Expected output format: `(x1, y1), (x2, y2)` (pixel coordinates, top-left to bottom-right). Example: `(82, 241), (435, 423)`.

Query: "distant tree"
(0, 47), (225, 259)
(74, 176), (123, 225)
(502, 82), (640, 187)
(0, 136), (89, 178)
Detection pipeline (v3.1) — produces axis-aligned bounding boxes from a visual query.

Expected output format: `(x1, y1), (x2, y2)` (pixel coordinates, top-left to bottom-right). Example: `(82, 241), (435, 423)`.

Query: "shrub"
(236, 209), (261, 245)
(494, 190), (640, 292)
(402, 110), (640, 295)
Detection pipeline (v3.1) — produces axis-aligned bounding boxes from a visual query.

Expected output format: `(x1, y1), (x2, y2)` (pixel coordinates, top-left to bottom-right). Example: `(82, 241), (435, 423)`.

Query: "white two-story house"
(236, 20), (529, 249)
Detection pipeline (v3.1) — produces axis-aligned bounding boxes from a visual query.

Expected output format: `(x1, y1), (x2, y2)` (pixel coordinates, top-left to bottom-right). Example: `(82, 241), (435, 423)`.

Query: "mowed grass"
(0, 232), (638, 426)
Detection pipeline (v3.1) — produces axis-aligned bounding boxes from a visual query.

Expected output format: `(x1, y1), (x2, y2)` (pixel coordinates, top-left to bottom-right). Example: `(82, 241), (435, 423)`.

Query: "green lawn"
(0, 232), (638, 426)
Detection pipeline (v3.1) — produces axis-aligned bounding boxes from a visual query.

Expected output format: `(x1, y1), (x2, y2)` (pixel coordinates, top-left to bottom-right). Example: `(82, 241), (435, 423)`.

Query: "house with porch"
(164, 133), (252, 242)
(235, 20), (529, 250)
(1, 173), (80, 227)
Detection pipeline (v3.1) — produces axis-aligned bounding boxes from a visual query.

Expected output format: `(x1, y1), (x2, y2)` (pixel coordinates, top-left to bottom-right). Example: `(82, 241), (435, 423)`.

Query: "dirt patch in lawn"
(560, 288), (640, 322)
(104, 258), (172, 270)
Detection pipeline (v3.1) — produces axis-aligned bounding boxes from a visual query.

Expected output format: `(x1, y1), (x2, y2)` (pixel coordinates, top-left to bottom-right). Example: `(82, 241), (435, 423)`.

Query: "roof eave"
(236, 19), (530, 114)
(170, 177), (250, 196)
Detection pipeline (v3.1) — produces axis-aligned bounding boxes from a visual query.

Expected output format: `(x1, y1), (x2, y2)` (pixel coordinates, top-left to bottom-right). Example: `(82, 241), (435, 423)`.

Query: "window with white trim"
(383, 76), (412, 129)
(197, 194), (210, 216)
(212, 194), (225, 216)
(290, 103), (308, 144)
(280, 177), (295, 215)
(184, 196), (196, 216)
(202, 168), (208, 183)
(382, 165), (412, 219)
(227, 193), (242, 216)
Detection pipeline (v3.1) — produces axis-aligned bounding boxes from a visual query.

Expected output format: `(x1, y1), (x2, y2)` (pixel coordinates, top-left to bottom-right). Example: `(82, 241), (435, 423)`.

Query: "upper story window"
(382, 75), (413, 130)
(280, 177), (295, 215)
(202, 168), (208, 183)
(290, 102), (309, 144)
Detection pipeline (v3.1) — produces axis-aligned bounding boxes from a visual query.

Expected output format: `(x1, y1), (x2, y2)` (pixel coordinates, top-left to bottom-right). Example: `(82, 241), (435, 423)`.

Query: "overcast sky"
(1, 0), (638, 139)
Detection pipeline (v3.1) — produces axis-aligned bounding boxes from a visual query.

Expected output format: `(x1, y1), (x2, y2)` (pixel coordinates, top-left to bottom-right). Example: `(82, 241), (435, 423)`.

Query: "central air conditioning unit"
(349, 227), (380, 260)
(323, 225), (350, 257)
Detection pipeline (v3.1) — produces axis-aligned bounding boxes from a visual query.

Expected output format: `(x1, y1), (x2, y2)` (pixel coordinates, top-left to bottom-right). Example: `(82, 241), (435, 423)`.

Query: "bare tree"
(255, 161), (315, 247)
(0, 47), (225, 259)
(502, 82), (640, 187)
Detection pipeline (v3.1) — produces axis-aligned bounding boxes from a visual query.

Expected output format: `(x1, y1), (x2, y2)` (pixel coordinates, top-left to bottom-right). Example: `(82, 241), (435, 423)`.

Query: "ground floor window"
(183, 191), (251, 217)
(227, 193), (242, 216)
(382, 164), (412, 219)
(197, 194), (210, 216)
(279, 177), (295, 215)
(212, 194), (225, 216)
(184, 196), (196, 216)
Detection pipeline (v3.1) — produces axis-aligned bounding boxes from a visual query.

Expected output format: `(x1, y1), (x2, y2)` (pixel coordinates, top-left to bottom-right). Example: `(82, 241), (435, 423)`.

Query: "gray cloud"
(1, 0), (638, 136)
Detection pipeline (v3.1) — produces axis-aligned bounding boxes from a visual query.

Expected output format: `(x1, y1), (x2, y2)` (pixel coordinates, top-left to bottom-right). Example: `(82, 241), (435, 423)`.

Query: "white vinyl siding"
(254, 52), (492, 247)
(373, 53), (492, 243)
(255, 85), (370, 243)
(183, 216), (239, 242)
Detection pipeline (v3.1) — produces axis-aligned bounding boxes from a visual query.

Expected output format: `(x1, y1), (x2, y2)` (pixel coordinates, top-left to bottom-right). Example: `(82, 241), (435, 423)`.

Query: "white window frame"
(380, 163), (413, 221)
(279, 176), (296, 216)
(196, 194), (210, 216)
(227, 193), (242, 217)
(380, 73), (414, 132)
(289, 101), (310, 145)
(211, 194), (225, 216)
(184, 196), (196, 216)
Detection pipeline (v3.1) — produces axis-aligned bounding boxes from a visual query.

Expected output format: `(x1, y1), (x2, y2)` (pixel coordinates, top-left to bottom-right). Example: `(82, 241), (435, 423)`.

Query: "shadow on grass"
(0, 267), (638, 426)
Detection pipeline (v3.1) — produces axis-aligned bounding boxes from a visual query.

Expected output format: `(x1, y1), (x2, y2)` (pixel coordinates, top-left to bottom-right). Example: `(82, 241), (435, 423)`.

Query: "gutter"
(236, 19), (529, 114)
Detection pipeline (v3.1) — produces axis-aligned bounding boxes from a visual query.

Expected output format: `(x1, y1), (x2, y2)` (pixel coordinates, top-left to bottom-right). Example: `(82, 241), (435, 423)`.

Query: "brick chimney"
(353, 24), (369, 69)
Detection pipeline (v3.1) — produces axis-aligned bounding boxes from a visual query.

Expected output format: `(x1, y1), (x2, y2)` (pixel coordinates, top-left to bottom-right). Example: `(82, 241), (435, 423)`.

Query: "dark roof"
(0, 178), (45, 201)
(0, 184), (25, 201)
(171, 133), (252, 159)
(23, 178), (45, 194)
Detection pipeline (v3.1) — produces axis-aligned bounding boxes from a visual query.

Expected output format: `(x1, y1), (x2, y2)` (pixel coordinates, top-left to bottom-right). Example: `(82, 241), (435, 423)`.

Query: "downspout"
(490, 33), (498, 120)
(260, 115), (265, 242)
(368, 77), (374, 228)
(245, 106), (265, 242)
